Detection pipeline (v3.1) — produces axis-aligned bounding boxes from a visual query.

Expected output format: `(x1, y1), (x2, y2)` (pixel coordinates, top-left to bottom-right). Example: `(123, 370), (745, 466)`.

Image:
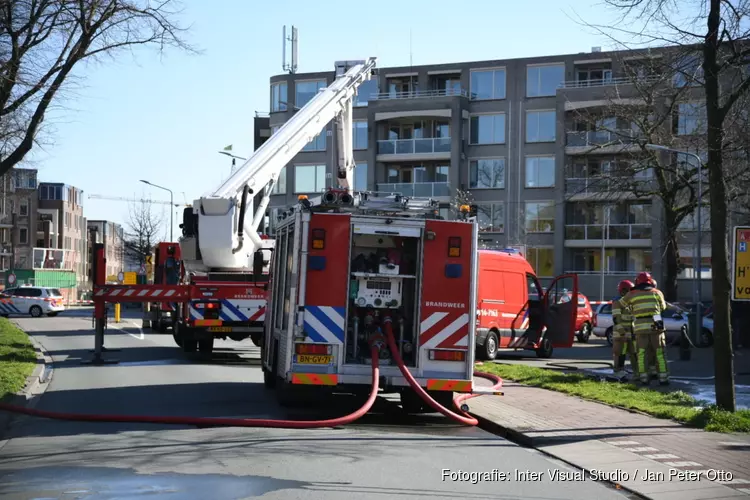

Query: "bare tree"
(0, 0), (194, 175)
(124, 199), (163, 268)
(578, 0), (750, 411)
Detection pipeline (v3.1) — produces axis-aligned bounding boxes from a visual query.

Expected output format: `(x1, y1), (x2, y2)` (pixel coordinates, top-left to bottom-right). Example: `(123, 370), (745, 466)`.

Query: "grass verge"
(478, 362), (750, 433)
(0, 318), (37, 401)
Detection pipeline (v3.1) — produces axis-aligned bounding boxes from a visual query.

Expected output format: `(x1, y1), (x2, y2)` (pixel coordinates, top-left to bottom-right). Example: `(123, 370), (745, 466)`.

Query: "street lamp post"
(646, 144), (704, 340)
(219, 150), (248, 175)
(140, 180), (174, 241)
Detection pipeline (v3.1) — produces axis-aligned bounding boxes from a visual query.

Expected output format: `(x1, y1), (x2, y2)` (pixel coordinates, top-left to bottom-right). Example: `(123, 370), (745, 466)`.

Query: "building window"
(271, 82), (287, 112)
(470, 68), (506, 100)
(295, 80), (326, 108)
(674, 102), (706, 135)
(294, 164), (327, 193)
(469, 158), (505, 189)
(571, 248), (652, 273)
(302, 129), (326, 151)
(354, 79), (378, 106)
(470, 114), (505, 144)
(527, 247), (555, 277)
(526, 64), (565, 97)
(475, 203), (505, 232)
(353, 121), (368, 150)
(673, 54), (704, 87)
(19, 199), (28, 216)
(272, 166), (287, 195)
(525, 201), (555, 232)
(526, 110), (556, 142)
(525, 156), (556, 188)
(19, 228), (28, 244)
(355, 162), (367, 190)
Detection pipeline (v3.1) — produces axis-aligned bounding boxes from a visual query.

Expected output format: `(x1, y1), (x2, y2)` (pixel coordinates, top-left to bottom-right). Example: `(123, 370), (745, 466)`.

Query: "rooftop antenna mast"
(282, 25), (298, 74)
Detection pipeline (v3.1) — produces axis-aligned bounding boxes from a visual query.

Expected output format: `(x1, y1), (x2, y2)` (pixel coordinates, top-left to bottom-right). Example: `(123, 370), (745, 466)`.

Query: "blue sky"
(30, 0), (623, 239)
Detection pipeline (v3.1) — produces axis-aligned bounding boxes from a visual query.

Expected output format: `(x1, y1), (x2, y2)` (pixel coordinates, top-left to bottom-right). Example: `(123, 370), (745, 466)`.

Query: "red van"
(474, 249), (579, 360)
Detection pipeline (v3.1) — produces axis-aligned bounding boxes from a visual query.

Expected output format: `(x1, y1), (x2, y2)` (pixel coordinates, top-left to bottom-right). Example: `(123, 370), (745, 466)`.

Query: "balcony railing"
(377, 182), (451, 197)
(566, 130), (638, 147)
(564, 223), (652, 240)
(377, 137), (451, 155)
(32, 247), (73, 270)
(560, 75), (661, 89)
(373, 88), (468, 100)
(565, 176), (651, 195)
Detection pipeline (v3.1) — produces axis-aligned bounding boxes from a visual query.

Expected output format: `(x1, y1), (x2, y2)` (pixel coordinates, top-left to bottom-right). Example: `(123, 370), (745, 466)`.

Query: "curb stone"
(469, 411), (649, 500)
(0, 329), (53, 440)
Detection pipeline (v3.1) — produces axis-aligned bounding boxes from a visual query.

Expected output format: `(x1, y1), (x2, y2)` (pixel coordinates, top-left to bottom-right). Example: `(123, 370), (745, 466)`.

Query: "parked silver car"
(592, 301), (690, 346)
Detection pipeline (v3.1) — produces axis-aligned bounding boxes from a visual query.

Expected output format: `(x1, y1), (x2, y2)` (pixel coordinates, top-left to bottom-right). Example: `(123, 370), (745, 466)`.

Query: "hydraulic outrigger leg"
(82, 243), (119, 365)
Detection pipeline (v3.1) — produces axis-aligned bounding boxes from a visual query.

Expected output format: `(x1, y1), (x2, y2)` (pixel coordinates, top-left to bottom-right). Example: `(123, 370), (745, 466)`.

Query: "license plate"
(208, 327), (232, 332)
(295, 355), (332, 364)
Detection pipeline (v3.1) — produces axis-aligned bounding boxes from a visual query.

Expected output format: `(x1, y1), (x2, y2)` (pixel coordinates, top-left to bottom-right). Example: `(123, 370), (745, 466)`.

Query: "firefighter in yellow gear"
(621, 272), (670, 386)
(612, 280), (639, 380)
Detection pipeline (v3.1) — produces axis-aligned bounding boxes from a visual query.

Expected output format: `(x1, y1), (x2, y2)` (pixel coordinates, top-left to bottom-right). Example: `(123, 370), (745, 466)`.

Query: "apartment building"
(0, 168), (39, 273)
(263, 47), (726, 301)
(37, 182), (88, 291)
(86, 220), (125, 280)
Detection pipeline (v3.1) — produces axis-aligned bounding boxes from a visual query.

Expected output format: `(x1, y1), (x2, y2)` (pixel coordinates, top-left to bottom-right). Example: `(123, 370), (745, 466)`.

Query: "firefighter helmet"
(635, 272), (653, 286)
(618, 280), (634, 296)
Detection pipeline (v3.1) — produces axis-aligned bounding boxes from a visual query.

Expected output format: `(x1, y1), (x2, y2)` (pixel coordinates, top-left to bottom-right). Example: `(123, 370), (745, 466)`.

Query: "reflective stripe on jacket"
(612, 297), (633, 337)
(621, 288), (666, 335)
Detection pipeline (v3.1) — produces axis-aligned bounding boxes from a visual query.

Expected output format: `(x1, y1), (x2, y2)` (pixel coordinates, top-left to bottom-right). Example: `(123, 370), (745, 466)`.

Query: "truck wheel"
(156, 321), (168, 334)
(198, 337), (214, 354)
(400, 389), (426, 413)
(251, 334), (262, 347)
(263, 367), (276, 389)
(276, 379), (309, 407)
(183, 338), (198, 353)
(535, 337), (553, 358)
(483, 331), (499, 361)
(173, 334), (184, 348)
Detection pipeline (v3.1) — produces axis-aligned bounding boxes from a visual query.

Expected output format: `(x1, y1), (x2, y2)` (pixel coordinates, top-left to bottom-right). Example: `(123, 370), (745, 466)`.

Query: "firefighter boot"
(613, 354), (628, 381)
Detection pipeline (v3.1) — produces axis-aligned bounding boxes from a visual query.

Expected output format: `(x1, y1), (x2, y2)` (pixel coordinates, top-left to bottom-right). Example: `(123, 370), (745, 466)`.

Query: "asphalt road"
(0, 315), (632, 500)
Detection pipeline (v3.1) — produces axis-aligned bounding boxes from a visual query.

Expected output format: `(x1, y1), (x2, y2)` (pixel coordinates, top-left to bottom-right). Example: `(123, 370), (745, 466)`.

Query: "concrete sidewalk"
(469, 380), (750, 500)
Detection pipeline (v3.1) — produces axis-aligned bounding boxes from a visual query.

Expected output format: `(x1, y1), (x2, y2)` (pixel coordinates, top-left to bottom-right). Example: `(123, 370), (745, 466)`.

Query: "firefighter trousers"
(613, 335), (638, 378)
(636, 332), (669, 383)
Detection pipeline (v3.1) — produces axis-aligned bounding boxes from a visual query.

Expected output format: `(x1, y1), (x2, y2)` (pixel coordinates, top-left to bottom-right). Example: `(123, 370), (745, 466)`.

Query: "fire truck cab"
(261, 191), (480, 412)
(151, 242), (184, 333)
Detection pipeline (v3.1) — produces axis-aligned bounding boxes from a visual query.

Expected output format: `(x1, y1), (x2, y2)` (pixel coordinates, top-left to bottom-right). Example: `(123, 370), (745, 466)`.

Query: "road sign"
(146, 263), (153, 276)
(123, 272), (137, 285)
(140, 264), (146, 274)
(732, 226), (750, 301)
(145, 255), (153, 265)
(117, 271), (124, 282)
(7, 273), (16, 285)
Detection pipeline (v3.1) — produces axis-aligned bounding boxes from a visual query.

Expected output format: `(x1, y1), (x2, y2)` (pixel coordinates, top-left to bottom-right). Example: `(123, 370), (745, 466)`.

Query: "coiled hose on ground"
(0, 331), (504, 429)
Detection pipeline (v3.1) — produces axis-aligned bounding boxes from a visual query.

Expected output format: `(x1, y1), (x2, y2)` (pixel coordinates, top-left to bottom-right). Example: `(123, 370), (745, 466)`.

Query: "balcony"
(564, 223), (652, 247)
(560, 75), (660, 89)
(376, 182), (451, 198)
(32, 247), (73, 270)
(376, 137), (452, 162)
(565, 130), (641, 155)
(373, 88), (468, 100)
(565, 177), (651, 199)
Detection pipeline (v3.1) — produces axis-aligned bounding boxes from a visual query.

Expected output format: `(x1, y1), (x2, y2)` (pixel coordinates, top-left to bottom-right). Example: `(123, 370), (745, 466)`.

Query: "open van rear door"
(542, 274), (579, 348)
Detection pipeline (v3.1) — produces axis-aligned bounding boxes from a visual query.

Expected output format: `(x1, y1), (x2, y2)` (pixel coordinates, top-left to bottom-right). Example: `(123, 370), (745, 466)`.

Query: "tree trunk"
(704, 0), (736, 412)
(663, 231), (680, 302)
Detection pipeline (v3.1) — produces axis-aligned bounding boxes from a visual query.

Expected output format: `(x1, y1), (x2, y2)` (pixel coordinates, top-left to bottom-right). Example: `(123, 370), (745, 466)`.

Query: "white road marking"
(664, 461), (703, 467)
(643, 454), (679, 460)
(623, 447), (659, 452)
(607, 440), (641, 446)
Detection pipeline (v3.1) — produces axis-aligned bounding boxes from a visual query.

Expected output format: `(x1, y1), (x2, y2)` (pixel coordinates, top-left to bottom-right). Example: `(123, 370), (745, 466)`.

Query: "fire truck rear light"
(195, 302), (220, 309)
(448, 237), (461, 257)
(311, 229), (326, 250)
(295, 343), (331, 355)
(429, 349), (466, 362)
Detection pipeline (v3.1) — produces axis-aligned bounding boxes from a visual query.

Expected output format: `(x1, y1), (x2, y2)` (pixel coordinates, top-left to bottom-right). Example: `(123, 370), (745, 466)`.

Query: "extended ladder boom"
(180, 57), (377, 273)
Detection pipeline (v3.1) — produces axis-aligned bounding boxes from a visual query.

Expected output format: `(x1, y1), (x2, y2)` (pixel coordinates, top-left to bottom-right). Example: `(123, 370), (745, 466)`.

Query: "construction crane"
(88, 194), (189, 207)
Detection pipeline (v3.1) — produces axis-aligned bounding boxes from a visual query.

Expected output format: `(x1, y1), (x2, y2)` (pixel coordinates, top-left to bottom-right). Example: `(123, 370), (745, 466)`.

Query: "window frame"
(524, 200), (556, 233)
(301, 128), (327, 152)
(526, 246), (555, 277)
(469, 157), (506, 189)
(19, 227), (28, 244)
(469, 113), (506, 145)
(469, 67), (507, 100)
(525, 155), (556, 188)
(354, 79), (378, 107)
(295, 79), (327, 109)
(474, 202), (505, 233)
(353, 120), (368, 150)
(675, 101), (707, 136)
(270, 82), (288, 112)
(526, 63), (566, 98)
(293, 164), (327, 194)
(354, 162), (368, 191)
(272, 166), (287, 195)
(525, 109), (557, 143)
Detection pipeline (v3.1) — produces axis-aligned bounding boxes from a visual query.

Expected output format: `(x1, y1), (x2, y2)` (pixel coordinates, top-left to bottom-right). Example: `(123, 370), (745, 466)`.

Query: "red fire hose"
(0, 334), (502, 429)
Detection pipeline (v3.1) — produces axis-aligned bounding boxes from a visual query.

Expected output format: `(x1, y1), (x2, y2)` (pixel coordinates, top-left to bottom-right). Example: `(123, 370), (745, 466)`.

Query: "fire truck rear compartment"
(345, 232), (420, 369)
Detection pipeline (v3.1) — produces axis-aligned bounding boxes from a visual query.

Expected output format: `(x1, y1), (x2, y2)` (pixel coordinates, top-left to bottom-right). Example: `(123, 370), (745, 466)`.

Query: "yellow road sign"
(123, 271), (137, 285)
(145, 255), (153, 264)
(732, 226), (750, 301)
(146, 263), (153, 276)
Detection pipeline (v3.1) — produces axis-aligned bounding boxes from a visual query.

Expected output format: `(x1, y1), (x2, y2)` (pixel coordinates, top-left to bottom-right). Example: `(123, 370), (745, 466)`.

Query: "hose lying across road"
(0, 325), (504, 429)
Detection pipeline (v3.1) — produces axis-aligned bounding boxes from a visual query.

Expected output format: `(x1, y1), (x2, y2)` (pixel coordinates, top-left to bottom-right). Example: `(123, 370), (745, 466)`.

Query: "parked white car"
(592, 301), (708, 346)
(0, 286), (65, 317)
